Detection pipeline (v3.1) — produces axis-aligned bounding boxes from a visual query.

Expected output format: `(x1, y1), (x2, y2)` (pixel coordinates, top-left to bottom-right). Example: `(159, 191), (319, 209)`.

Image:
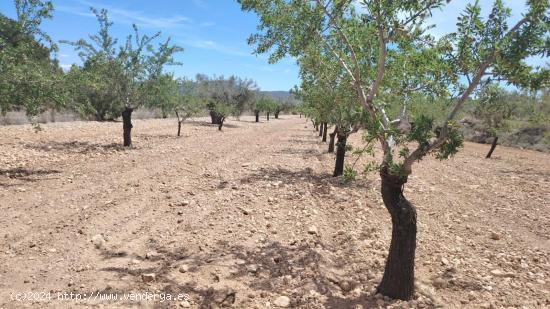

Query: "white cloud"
(179, 37), (253, 57)
(57, 1), (191, 29)
(201, 21), (216, 27)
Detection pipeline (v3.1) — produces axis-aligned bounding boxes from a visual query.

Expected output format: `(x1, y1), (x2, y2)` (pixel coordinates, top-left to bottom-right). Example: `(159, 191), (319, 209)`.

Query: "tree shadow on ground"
(238, 166), (368, 195)
(0, 167), (61, 185)
(98, 238), (380, 308)
(289, 133), (321, 140)
(287, 138), (324, 145)
(498, 166), (550, 178)
(192, 122), (240, 129)
(24, 141), (124, 154)
(276, 147), (325, 157)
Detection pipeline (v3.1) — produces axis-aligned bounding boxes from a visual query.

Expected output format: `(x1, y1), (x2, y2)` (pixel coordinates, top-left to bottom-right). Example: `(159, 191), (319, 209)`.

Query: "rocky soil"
(0, 116), (548, 309)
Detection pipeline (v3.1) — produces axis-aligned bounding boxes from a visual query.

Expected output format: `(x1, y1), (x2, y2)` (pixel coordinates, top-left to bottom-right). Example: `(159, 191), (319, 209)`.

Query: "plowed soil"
(0, 116), (548, 309)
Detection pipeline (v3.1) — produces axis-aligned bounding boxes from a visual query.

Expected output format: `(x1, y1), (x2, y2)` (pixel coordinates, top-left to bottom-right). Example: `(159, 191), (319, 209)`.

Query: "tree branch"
(402, 16), (530, 174)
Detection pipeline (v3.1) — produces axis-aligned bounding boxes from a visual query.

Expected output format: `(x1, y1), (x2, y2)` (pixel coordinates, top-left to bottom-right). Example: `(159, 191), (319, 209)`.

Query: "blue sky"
(0, 0), (546, 91)
(0, 0), (299, 91)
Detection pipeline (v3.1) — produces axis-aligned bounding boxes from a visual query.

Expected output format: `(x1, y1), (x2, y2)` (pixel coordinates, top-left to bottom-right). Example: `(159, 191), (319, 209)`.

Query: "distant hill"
(261, 91), (292, 99)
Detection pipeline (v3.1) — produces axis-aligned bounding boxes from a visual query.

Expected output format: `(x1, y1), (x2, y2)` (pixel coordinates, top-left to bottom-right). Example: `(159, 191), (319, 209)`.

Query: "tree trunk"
(122, 107), (133, 147)
(319, 122), (324, 137)
(275, 110), (280, 119)
(314, 122), (318, 131)
(255, 111), (260, 123)
(322, 122), (328, 142)
(486, 136), (498, 158)
(218, 117), (225, 131)
(210, 110), (222, 124)
(377, 170), (417, 300)
(328, 127), (337, 153)
(267, 112), (270, 121)
(177, 121), (182, 137)
(333, 133), (347, 177)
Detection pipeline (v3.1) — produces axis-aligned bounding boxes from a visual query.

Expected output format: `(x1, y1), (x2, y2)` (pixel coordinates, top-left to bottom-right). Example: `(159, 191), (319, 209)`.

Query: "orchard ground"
(0, 116), (548, 309)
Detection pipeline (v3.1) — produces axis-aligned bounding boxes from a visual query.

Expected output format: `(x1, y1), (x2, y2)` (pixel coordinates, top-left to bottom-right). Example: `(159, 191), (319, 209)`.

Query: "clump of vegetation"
(196, 74), (257, 130)
(0, 0), (67, 127)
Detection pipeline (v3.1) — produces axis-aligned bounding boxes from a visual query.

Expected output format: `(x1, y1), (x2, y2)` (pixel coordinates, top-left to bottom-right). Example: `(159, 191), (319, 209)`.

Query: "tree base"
(377, 170), (417, 300)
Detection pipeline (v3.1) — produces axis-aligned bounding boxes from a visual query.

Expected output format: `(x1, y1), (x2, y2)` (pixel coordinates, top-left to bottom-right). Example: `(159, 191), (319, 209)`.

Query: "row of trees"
(1, 0), (300, 145)
(241, 0), (549, 300)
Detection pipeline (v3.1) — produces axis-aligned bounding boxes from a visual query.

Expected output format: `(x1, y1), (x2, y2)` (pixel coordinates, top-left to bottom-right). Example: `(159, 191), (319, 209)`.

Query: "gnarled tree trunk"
(267, 112), (270, 121)
(322, 122), (328, 142)
(333, 133), (347, 177)
(319, 122), (324, 137)
(218, 117), (225, 131)
(377, 169), (417, 300)
(210, 110), (223, 124)
(328, 127), (337, 153)
(275, 110), (280, 119)
(255, 110), (260, 122)
(122, 107), (133, 147)
(486, 136), (498, 158)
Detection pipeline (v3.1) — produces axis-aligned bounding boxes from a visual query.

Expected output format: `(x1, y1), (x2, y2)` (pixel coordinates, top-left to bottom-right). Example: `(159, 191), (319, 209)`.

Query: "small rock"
(337, 280), (356, 293)
(179, 264), (190, 273)
(490, 232), (501, 240)
(141, 273), (156, 283)
(308, 226), (318, 235)
(246, 264), (259, 273)
(273, 295), (291, 308)
(179, 300), (191, 307)
(146, 251), (160, 260)
(490, 269), (514, 277)
(91, 234), (105, 249)
(432, 278), (448, 289)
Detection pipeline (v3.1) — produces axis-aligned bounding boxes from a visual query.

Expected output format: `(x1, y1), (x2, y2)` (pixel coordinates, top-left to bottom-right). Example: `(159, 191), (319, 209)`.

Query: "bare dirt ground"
(0, 116), (548, 309)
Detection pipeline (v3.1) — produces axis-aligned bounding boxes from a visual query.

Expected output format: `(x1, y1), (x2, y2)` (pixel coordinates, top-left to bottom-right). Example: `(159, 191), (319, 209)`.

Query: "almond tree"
(152, 76), (204, 136)
(240, 0), (549, 299)
(0, 0), (66, 123)
(253, 94), (276, 122)
(196, 75), (257, 129)
(65, 8), (182, 146)
(296, 46), (365, 176)
(474, 85), (517, 158)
